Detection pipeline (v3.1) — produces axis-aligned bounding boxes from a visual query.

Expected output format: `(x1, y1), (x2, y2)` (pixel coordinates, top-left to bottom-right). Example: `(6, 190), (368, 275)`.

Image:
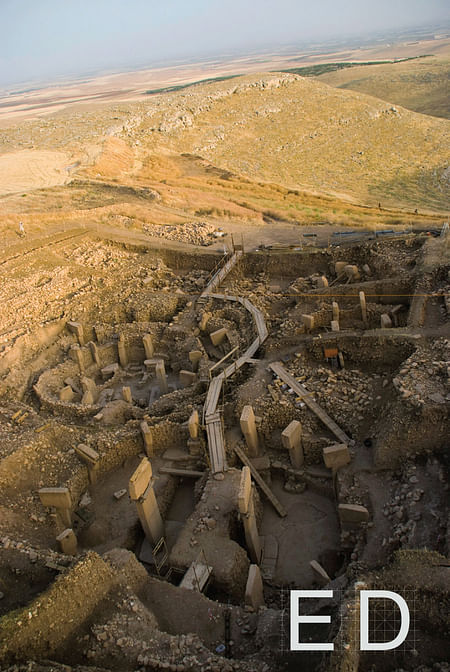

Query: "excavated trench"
(0, 234), (448, 671)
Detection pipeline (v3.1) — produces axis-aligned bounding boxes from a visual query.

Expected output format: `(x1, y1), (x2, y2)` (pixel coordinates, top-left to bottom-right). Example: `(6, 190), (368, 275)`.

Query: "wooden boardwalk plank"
(234, 444), (287, 517)
(269, 361), (351, 445)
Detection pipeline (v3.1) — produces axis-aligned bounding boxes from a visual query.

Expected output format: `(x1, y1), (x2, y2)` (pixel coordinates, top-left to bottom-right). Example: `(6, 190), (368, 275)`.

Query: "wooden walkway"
(200, 253), (270, 474)
(269, 361), (351, 445)
(234, 444), (287, 518)
(200, 250), (243, 299)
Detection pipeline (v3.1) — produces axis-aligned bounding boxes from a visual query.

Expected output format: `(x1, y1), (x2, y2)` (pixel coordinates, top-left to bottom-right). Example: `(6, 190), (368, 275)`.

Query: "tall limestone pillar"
(240, 405), (259, 457)
(238, 466), (262, 564)
(129, 458), (164, 546)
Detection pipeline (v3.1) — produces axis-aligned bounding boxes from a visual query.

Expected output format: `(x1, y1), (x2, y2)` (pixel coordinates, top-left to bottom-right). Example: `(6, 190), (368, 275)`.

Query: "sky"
(0, 0), (449, 87)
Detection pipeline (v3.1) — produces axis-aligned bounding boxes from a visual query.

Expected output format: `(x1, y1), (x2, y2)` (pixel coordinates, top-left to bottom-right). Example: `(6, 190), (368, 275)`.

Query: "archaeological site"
(0, 19), (449, 671)
(0, 220), (448, 672)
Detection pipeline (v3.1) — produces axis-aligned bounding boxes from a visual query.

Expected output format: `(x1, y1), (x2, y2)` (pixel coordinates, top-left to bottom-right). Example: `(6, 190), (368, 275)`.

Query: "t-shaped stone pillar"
(129, 458), (164, 546)
(281, 420), (304, 468)
(75, 443), (100, 484)
(238, 466), (262, 564)
(142, 334), (154, 359)
(240, 405), (259, 457)
(140, 421), (153, 456)
(39, 487), (72, 529)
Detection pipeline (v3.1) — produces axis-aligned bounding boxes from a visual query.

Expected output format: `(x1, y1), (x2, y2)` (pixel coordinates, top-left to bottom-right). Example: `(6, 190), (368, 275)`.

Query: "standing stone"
(56, 528), (78, 556)
(88, 341), (101, 367)
(118, 335), (128, 367)
(75, 443), (100, 484)
(199, 312), (211, 332)
(281, 420), (304, 468)
(359, 291), (367, 325)
(238, 467), (262, 564)
(155, 360), (168, 394)
(129, 458), (164, 545)
(143, 334), (154, 359)
(189, 350), (203, 372)
(39, 487), (72, 529)
(240, 405), (259, 457)
(245, 564), (265, 610)
(331, 320), (340, 332)
(122, 386), (132, 403)
(332, 301), (339, 322)
(301, 314), (314, 332)
(71, 345), (85, 375)
(67, 321), (85, 345)
(140, 421), (153, 456)
(188, 410), (199, 439)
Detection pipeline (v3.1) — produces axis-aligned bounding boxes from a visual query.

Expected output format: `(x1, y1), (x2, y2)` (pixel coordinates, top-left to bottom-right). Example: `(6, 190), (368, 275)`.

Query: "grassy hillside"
(0, 71), (448, 240)
(315, 54), (450, 119)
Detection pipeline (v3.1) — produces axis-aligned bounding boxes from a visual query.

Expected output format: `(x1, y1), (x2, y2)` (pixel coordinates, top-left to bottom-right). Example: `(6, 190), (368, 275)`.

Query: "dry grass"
(316, 53), (450, 120)
(0, 71), (448, 244)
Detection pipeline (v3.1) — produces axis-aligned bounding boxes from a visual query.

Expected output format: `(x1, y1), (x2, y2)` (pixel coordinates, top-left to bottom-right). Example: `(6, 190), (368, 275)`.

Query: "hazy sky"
(1, 0), (449, 87)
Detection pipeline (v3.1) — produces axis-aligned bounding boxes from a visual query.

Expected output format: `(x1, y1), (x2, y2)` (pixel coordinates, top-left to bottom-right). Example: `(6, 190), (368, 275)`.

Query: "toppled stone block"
(81, 390), (94, 406)
(344, 264), (360, 280)
(338, 503), (369, 524)
(323, 443), (350, 470)
(59, 386), (74, 402)
(179, 370), (197, 387)
(210, 327), (227, 346)
(335, 261), (348, 275)
(101, 363), (119, 380)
